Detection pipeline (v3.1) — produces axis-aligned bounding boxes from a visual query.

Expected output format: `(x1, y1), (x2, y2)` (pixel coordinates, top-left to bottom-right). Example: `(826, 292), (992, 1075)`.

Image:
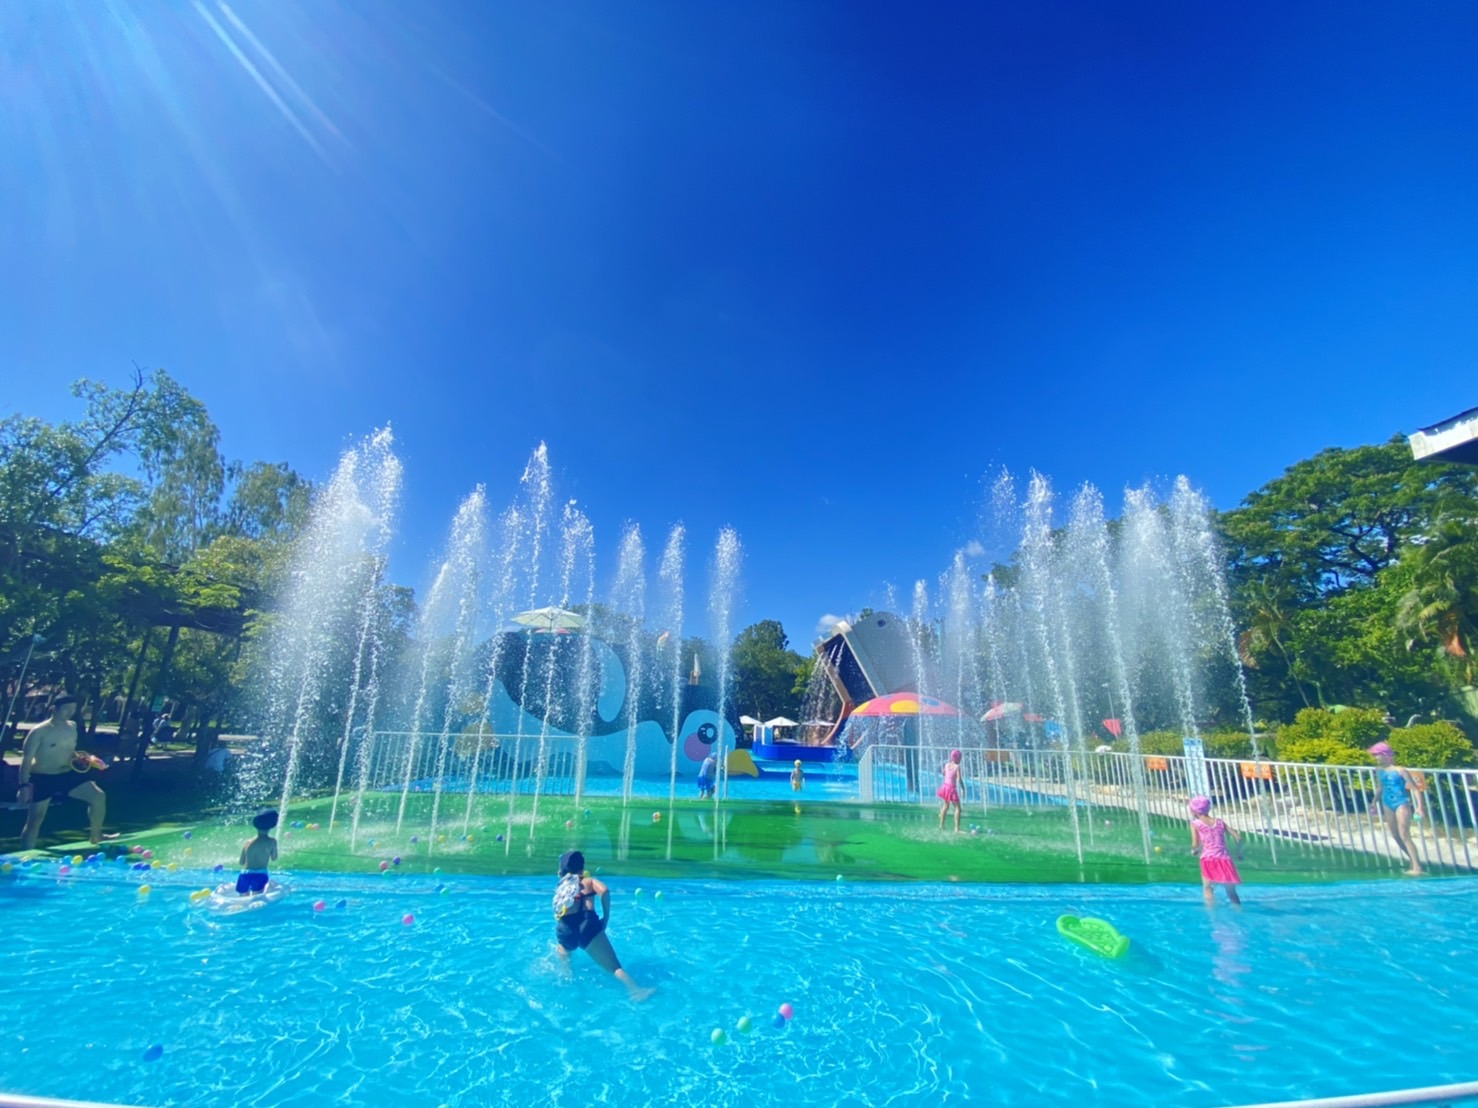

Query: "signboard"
(1182, 736), (1211, 798)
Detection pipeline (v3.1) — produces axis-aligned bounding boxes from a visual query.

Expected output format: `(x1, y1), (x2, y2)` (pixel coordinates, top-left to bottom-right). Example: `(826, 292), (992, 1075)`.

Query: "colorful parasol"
(851, 693), (961, 717)
(981, 701), (1024, 722)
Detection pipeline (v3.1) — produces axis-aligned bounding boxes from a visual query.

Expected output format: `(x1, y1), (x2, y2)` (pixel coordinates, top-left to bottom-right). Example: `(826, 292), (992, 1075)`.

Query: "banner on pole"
(1183, 736), (1211, 798)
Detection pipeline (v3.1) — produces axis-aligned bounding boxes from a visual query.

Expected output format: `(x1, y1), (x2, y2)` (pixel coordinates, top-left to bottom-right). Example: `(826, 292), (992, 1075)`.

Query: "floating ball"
(284, 831), (292, 838)
(1154, 846), (1163, 854)
(138, 885), (152, 896)
(654, 890), (664, 900)
(466, 836), (474, 844)
(495, 834), (504, 843)
(1104, 820), (1112, 827)
(440, 886), (450, 896)
(778, 1003), (794, 1021)
(189, 889), (210, 904)
(308, 823), (320, 831)
(565, 820), (574, 830)
(971, 828), (979, 836)
(72, 854), (84, 865)
(131, 845), (143, 854)
(736, 1015), (753, 1035)
(183, 848), (193, 856)
(433, 867), (442, 875)
(583, 808), (591, 817)
(1, 863), (11, 874)
(772, 1014), (787, 1029)
(392, 856), (401, 866)
(379, 861), (390, 872)
(335, 899), (347, 910)
(313, 900), (326, 912)
(835, 874), (844, 882)
(652, 812), (661, 823)
(58, 865), (71, 876)
(141, 850), (153, 860)
(213, 864), (224, 873)
(401, 914), (415, 926)
(368, 840), (377, 848)
(142, 1044), (164, 1062)
(438, 835), (447, 843)
(634, 888), (643, 897)
(710, 1028), (726, 1045)
(167, 863), (178, 872)
(434, 884), (445, 894)
(411, 836), (419, 844)
(183, 831), (192, 840)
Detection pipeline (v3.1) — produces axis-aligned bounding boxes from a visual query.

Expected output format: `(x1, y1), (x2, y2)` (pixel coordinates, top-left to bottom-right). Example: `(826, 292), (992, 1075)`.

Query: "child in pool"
(937, 749), (965, 833)
(237, 810), (279, 894)
(1189, 796), (1242, 906)
(1369, 741), (1426, 876)
(552, 850), (652, 1001)
(790, 760), (804, 792)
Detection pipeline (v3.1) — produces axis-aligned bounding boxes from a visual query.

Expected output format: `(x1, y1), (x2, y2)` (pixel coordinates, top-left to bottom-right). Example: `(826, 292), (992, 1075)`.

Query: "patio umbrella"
(851, 694), (961, 717)
(764, 716), (800, 728)
(512, 606), (586, 632)
(739, 715), (763, 728)
(981, 702), (1024, 722)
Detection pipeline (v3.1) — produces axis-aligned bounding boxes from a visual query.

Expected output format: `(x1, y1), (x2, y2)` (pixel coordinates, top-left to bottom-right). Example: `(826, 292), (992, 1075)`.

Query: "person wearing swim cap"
(17, 696), (113, 849)
(1369, 742), (1425, 876)
(790, 759), (805, 792)
(1189, 796), (1243, 906)
(936, 749), (966, 833)
(551, 850), (651, 1000)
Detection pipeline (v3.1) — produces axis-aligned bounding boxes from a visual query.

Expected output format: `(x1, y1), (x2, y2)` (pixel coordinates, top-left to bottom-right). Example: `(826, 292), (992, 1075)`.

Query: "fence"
(350, 729), (585, 799)
(858, 744), (1478, 873)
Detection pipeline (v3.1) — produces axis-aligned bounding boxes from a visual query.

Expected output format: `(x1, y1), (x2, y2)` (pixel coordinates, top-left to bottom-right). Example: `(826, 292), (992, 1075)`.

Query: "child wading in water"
(1189, 796), (1242, 906)
(552, 850), (652, 1001)
(237, 810), (279, 894)
(1369, 741), (1426, 876)
(790, 760), (805, 792)
(937, 749), (965, 833)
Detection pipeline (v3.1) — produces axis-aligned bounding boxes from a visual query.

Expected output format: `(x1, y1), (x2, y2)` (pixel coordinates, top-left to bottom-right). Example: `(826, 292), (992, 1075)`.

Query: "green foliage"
(1128, 729), (1270, 760)
(1386, 722), (1476, 769)
(1276, 707), (1389, 751)
(1276, 737), (1374, 766)
(730, 620), (807, 721)
(1397, 503), (1478, 686)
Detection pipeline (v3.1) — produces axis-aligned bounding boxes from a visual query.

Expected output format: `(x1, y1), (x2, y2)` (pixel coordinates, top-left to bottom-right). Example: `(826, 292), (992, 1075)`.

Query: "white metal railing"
(857, 745), (1478, 873)
(1228, 1079), (1478, 1107)
(352, 730), (583, 798)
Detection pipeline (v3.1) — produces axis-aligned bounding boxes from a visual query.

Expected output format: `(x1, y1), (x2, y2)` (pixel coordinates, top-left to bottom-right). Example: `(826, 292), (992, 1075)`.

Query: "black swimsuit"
(555, 886), (606, 951)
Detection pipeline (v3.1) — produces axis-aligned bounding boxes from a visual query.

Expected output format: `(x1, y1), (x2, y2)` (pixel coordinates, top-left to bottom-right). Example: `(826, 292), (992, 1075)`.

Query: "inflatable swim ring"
(1056, 914), (1130, 959)
(204, 881), (288, 916)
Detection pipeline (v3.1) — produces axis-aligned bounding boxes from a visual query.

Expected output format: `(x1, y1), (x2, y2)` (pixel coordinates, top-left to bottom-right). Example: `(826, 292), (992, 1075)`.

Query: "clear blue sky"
(2, 1), (1472, 646)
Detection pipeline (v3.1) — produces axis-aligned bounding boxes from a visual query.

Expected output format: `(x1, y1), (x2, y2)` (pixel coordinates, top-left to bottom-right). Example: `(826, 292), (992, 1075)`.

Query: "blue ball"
(334, 899), (347, 911)
(410, 836), (419, 844)
(213, 863), (224, 873)
(495, 834), (504, 843)
(183, 831), (192, 840)
(772, 1014), (787, 1030)
(142, 1044), (163, 1062)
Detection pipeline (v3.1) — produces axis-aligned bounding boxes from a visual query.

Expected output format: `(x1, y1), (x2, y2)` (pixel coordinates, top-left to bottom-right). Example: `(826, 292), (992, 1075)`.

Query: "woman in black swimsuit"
(553, 850), (652, 1000)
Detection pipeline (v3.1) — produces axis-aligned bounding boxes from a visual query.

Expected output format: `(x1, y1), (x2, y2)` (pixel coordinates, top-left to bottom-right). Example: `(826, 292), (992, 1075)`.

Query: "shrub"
(1387, 722), (1477, 769)
(1275, 707), (1388, 751)
(1133, 730), (1185, 756)
(1277, 737), (1374, 766)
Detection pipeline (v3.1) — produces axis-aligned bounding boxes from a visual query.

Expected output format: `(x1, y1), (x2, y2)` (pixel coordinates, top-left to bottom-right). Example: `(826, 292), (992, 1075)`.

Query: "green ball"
(710, 1028), (726, 1045)
(654, 890), (664, 900)
(736, 1015), (752, 1035)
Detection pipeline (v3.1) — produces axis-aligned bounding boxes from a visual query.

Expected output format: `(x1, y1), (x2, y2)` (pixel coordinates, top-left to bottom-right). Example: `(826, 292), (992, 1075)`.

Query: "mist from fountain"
(613, 525), (647, 806)
(708, 528), (742, 839)
(657, 525), (686, 839)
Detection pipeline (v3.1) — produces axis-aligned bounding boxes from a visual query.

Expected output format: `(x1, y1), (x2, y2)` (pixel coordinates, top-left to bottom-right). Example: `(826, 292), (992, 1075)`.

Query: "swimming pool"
(4, 864), (1475, 1107)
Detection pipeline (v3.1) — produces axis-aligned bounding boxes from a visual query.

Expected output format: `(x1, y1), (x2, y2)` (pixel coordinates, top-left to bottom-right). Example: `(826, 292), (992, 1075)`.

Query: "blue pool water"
(4, 866), (1476, 1107)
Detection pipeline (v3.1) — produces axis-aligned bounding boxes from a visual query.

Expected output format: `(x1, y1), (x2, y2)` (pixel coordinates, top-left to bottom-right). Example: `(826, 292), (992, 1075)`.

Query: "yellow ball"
(72, 854), (84, 865)
(138, 885), (152, 896)
(1154, 846), (1163, 854)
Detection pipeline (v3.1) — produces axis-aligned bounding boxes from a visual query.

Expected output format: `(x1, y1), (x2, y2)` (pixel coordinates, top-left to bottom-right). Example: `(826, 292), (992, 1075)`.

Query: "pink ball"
(313, 900), (326, 912)
(379, 860), (390, 872)
(141, 850), (153, 860)
(58, 865), (71, 876)
(778, 1003), (794, 1021)
(565, 820), (574, 829)
(402, 914), (415, 926)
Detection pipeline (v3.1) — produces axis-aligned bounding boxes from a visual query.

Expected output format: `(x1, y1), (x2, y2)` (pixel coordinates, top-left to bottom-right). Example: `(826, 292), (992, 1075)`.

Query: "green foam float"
(1056, 914), (1130, 959)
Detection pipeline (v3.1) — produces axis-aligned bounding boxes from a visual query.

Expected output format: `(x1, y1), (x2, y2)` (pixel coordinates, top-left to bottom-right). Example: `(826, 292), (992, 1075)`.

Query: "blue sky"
(2, 1), (1472, 646)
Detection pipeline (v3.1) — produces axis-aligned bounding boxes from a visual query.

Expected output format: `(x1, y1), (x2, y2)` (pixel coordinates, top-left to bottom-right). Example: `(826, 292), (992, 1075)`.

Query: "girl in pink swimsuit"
(937, 749), (965, 833)
(1189, 795), (1242, 906)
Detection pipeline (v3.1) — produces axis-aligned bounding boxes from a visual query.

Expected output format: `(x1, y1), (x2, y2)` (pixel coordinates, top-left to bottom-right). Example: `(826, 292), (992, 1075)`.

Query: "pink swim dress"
(937, 761), (961, 804)
(1196, 817), (1241, 885)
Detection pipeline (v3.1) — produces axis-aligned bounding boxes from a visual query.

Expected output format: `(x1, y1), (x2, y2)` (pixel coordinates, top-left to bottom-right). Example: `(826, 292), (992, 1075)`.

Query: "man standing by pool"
(17, 696), (110, 849)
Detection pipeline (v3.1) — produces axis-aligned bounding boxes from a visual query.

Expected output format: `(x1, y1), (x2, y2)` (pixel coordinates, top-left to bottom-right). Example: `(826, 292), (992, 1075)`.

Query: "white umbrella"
(764, 716), (800, 729)
(512, 606), (586, 632)
(739, 715), (763, 727)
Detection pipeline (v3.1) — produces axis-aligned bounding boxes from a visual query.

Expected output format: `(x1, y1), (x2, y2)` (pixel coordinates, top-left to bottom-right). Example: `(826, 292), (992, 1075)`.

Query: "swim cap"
(950, 749), (962, 762)
(252, 810), (279, 831)
(1188, 796), (1211, 815)
(1368, 742), (1394, 758)
(558, 850), (585, 876)
(795, 760), (803, 768)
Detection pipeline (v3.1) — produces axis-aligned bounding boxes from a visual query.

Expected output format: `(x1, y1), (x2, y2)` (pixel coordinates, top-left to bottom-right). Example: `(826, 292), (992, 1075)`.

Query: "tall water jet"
(657, 525), (686, 825)
(612, 525), (647, 806)
(327, 430), (402, 833)
(564, 506), (598, 808)
(262, 428), (402, 831)
(528, 501), (587, 834)
(1121, 487), (1201, 738)
(708, 528), (742, 828)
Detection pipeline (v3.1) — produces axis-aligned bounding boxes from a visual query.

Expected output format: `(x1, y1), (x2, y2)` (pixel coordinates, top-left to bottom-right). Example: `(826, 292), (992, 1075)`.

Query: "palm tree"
(1239, 575), (1313, 707)
(1397, 508), (1478, 687)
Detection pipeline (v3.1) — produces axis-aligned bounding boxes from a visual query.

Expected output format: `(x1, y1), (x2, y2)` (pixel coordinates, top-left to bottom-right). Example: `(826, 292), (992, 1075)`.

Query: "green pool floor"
(20, 791), (1451, 886)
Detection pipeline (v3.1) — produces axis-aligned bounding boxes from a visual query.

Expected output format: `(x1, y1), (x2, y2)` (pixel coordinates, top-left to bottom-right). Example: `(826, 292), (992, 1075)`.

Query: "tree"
(730, 620), (807, 721)
(1397, 503), (1478, 687)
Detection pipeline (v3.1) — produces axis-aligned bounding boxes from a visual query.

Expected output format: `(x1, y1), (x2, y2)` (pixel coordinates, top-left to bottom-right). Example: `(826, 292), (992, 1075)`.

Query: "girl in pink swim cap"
(1189, 795), (1243, 907)
(937, 749), (965, 833)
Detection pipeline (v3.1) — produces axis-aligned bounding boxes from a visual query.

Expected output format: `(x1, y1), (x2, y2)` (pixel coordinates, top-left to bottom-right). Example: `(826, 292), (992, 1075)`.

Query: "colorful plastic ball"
(392, 856), (401, 866)
(368, 840), (377, 848)
(72, 854), (83, 865)
(565, 820), (574, 829)
(58, 865), (71, 876)
(583, 808), (591, 817)
(634, 888), (643, 897)
(466, 836), (474, 844)
(401, 914), (415, 926)
(183, 847), (193, 856)
(1, 863), (12, 874)
(379, 861), (390, 872)
(213, 863), (224, 873)
(183, 831), (192, 840)
(440, 886), (449, 896)
(779, 1003), (794, 1021)
(710, 1028), (726, 1045)
(772, 1014), (787, 1029)
(1154, 846), (1163, 854)
(835, 874), (844, 882)
(189, 889), (210, 904)
(971, 828), (979, 836)
(433, 867), (442, 875)
(141, 850), (153, 860)
(495, 834), (504, 843)
(167, 863), (178, 872)
(1104, 820), (1112, 827)
(131, 845), (143, 854)
(335, 899), (347, 910)
(652, 812), (661, 823)
(138, 885), (152, 896)
(142, 1044), (164, 1062)
(736, 1015), (753, 1035)
(411, 836), (419, 844)
(313, 900), (326, 912)
(438, 835), (447, 843)
(434, 884), (445, 894)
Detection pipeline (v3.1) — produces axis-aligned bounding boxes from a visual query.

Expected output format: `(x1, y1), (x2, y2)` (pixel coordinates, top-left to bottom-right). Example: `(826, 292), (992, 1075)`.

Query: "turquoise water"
(4, 864), (1476, 1107)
